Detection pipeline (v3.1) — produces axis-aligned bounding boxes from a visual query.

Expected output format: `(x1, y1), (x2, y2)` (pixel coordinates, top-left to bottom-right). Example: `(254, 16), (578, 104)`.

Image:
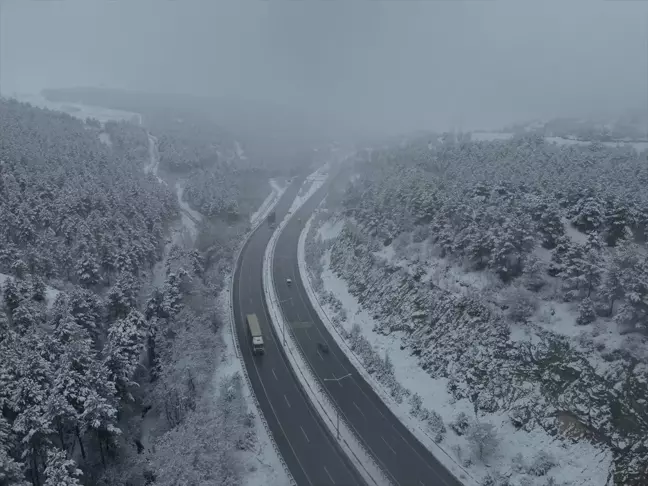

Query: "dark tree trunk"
(76, 425), (86, 460)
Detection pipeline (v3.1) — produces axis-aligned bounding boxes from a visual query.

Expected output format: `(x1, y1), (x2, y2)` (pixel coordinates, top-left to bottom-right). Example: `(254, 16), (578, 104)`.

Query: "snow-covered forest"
(0, 97), (275, 485)
(305, 132), (648, 485)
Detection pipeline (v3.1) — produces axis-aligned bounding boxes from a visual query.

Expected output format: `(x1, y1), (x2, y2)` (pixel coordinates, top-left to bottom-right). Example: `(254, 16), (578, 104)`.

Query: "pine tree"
(572, 196), (604, 233)
(43, 449), (82, 486)
(0, 415), (28, 486)
(105, 310), (148, 400)
(76, 251), (101, 287)
(576, 298), (597, 325)
(106, 273), (140, 320)
(604, 198), (630, 247)
(538, 205), (565, 249)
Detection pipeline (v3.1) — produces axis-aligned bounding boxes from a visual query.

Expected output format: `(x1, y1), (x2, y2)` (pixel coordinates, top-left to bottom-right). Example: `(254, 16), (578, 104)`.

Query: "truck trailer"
(246, 313), (264, 355)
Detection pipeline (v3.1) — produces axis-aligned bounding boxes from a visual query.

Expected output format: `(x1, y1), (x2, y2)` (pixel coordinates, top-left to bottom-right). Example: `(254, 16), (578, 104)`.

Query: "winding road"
(233, 176), (366, 486)
(234, 167), (464, 485)
(271, 178), (464, 486)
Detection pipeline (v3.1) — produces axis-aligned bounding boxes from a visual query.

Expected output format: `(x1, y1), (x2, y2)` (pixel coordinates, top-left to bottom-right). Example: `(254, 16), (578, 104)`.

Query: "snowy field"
(302, 215), (614, 486)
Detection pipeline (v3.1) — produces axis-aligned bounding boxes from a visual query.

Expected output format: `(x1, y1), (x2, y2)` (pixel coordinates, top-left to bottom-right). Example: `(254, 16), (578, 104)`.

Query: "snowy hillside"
(0, 97), (286, 485)
(303, 133), (648, 486)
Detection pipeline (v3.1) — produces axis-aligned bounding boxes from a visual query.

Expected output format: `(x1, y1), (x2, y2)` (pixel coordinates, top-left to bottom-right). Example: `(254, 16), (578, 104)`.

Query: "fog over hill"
(2, 0), (648, 134)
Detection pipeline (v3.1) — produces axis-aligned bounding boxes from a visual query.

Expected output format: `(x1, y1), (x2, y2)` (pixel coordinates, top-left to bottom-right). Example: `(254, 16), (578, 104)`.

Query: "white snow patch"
(546, 136), (648, 153)
(234, 141), (247, 160)
(249, 179), (286, 226)
(12, 92), (140, 125)
(98, 132), (112, 147)
(144, 133), (164, 184)
(562, 218), (588, 245)
(317, 219), (344, 241)
(175, 182), (202, 243)
(0, 273), (60, 309)
(288, 165), (329, 214)
(471, 132), (514, 141)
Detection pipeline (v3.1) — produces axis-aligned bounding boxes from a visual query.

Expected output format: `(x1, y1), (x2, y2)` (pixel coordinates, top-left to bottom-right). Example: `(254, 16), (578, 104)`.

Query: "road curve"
(233, 176), (366, 486)
(271, 179), (464, 486)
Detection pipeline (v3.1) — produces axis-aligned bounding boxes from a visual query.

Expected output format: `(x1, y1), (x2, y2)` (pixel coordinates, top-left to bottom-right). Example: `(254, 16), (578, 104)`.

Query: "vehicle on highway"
(317, 342), (329, 354)
(286, 278), (292, 286)
(246, 313), (264, 355)
(267, 210), (276, 227)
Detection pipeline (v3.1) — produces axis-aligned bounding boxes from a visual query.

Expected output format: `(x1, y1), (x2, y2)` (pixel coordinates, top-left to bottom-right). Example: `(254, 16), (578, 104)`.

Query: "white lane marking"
(382, 435), (397, 455)
(330, 372), (344, 388)
(271, 368), (278, 381)
(304, 329), (312, 341)
(236, 292), (313, 486)
(249, 297), (253, 304)
(323, 466), (336, 484)
(353, 401), (365, 418)
(316, 348), (324, 360)
(419, 481), (425, 486)
(300, 425), (310, 443)
(284, 395), (291, 408)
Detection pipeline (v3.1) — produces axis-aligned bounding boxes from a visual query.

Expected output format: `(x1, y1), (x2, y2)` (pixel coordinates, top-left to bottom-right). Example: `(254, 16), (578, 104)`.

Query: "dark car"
(317, 342), (329, 354)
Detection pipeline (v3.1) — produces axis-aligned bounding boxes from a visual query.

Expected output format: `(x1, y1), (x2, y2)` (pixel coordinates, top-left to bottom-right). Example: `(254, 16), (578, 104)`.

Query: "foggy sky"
(2, 0), (648, 134)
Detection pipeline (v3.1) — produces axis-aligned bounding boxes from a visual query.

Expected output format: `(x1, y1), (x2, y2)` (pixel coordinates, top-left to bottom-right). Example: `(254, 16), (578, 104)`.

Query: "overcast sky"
(2, 0), (648, 134)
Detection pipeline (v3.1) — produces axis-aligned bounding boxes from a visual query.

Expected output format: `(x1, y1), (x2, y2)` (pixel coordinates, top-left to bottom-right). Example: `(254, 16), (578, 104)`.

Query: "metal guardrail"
(297, 213), (478, 486)
(263, 177), (393, 486)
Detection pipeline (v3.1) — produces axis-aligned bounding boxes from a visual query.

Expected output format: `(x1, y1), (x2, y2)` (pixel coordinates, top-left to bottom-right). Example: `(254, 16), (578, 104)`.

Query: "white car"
(286, 278), (292, 286)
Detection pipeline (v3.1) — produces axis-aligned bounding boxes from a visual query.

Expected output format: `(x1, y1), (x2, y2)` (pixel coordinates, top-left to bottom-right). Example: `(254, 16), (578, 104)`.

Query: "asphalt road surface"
(233, 177), (366, 486)
(272, 180), (464, 486)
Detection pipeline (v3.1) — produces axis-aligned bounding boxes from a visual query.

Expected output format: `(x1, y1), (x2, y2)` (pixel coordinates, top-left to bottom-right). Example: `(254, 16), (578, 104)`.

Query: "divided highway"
(232, 177), (366, 486)
(271, 180), (464, 486)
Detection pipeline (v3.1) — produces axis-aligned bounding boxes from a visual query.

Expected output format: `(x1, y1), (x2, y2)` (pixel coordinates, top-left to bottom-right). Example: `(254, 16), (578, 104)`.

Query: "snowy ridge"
(225, 188), (296, 485)
(297, 214), (477, 486)
(263, 172), (392, 486)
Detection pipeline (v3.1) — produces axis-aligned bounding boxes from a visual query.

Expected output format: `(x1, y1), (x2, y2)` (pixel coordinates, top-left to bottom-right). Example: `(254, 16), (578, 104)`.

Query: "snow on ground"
(99, 132), (112, 147)
(0, 272), (60, 309)
(175, 182), (202, 243)
(301, 215), (613, 486)
(546, 136), (648, 153)
(317, 219), (344, 241)
(249, 179), (287, 226)
(288, 164), (329, 214)
(216, 290), (291, 486)
(469, 130), (648, 152)
(234, 141), (247, 160)
(12, 92), (140, 125)
(471, 131), (514, 141)
(145, 133), (164, 184)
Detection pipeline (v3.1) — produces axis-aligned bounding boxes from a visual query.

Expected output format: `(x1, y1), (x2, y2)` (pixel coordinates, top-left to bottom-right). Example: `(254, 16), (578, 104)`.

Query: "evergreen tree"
(0, 415), (28, 486)
(576, 298), (597, 325)
(43, 449), (82, 486)
(105, 310), (148, 400)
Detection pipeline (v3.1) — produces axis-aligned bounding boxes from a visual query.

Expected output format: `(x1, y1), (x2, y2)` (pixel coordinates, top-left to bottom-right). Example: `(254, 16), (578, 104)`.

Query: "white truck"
(246, 313), (265, 355)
